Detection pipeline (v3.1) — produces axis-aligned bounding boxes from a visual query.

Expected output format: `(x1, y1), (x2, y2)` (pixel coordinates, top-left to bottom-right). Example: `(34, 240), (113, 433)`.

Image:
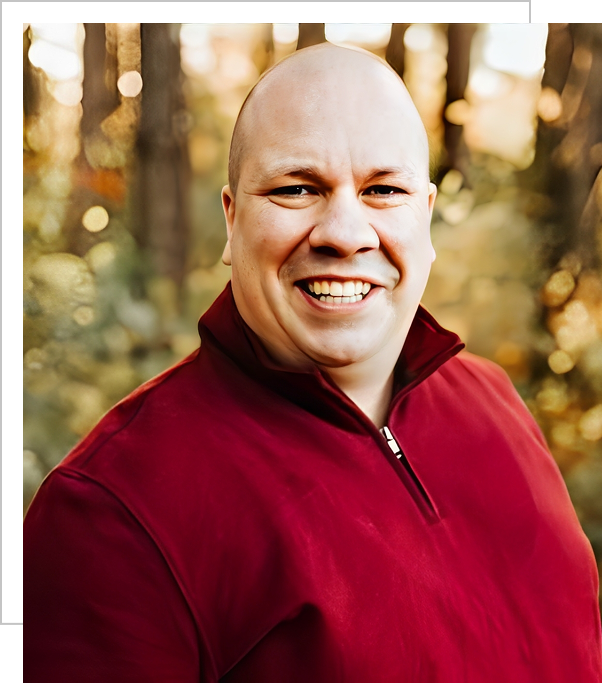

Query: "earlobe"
(222, 241), (232, 266)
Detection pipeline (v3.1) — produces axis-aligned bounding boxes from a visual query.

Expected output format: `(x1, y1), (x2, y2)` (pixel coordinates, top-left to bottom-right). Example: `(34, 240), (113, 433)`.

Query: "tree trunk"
(386, 24), (410, 79)
(526, 23), (602, 269)
(134, 23), (190, 287)
(541, 23), (574, 93)
(297, 24), (326, 50)
(440, 23), (477, 182)
(566, 24), (602, 268)
(80, 23), (119, 142)
(23, 27), (40, 119)
(252, 24), (275, 75)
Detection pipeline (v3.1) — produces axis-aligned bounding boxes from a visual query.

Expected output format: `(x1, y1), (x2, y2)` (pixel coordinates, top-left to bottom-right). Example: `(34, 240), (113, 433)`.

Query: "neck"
(321, 356), (396, 429)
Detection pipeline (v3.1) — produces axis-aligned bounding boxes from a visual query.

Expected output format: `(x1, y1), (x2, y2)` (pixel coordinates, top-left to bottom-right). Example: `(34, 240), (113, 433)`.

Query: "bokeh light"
(273, 24), (299, 45)
(542, 270), (576, 307)
(404, 24), (435, 52)
(579, 405), (602, 442)
(483, 24), (548, 78)
(28, 23), (83, 81)
(537, 86), (563, 122)
(82, 206), (110, 233)
(85, 242), (117, 272)
(117, 70), (143, 98)
(548, 349), (575, 374)
(325, 24), (391, 48)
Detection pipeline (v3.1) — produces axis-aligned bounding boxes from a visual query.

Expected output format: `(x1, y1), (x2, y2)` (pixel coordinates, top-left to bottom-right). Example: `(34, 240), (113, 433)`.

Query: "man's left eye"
(363, 185), (406, 196)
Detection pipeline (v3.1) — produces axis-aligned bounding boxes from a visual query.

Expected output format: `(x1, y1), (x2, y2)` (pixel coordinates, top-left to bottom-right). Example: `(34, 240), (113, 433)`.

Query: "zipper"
(381, 425), (439, 520)
(312, 367), (442, 521)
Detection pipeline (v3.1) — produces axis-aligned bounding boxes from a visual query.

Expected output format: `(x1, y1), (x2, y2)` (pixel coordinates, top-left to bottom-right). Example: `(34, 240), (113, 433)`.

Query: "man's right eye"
(270, 186), (315, 196)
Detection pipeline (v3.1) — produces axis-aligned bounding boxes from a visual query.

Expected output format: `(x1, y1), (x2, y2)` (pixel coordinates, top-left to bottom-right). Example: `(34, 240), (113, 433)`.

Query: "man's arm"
(24, 470), (207, 683)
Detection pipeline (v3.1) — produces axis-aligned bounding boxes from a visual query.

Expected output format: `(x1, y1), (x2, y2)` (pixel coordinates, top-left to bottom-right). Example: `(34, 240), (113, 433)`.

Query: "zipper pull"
(382, 425), (403, 460)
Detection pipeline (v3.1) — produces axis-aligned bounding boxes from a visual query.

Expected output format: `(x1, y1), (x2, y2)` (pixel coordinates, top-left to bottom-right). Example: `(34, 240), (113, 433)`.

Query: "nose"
(308, 190), (379, 257)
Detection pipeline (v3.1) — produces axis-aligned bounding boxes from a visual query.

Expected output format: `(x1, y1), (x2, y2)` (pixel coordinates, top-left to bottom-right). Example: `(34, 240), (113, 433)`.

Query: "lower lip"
(296, 285), (375, 311)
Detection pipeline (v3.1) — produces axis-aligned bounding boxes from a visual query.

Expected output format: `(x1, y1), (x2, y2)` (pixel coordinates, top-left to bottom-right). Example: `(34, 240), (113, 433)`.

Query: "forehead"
(238, 53), (428, 182)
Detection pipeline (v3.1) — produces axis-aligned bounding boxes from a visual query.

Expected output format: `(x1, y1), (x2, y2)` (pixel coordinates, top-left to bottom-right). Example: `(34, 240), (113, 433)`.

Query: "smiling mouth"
(298, 278), (373, 304)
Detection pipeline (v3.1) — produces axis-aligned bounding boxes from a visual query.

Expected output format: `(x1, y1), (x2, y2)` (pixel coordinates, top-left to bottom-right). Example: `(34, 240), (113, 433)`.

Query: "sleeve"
(24, 470), (209, 683)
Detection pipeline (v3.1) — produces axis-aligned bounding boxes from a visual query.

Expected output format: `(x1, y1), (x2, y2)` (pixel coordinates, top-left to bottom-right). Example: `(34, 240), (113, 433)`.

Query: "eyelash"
(270, 186), (314, 196)
(269, 185), (407, 196)
(363, 185), (407, 196)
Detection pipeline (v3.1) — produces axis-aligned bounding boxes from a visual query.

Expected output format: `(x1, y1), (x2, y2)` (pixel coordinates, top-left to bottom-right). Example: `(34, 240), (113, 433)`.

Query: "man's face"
(222, 53), (437, 371)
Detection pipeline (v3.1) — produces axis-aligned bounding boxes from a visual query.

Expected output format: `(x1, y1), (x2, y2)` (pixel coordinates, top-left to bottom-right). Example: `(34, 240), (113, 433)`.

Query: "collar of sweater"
(198, 282), (465, 432)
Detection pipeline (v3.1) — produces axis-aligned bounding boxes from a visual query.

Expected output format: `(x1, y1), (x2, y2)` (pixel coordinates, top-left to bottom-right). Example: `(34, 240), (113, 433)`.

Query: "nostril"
(313, 246), (343, 258)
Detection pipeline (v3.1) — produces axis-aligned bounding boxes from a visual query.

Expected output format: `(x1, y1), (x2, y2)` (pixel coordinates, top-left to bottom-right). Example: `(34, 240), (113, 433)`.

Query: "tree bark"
(439, 23), (477, 182)
(297, 24), (326, 50)
(252, 24), (275, 75)
(571, 25), (602, 267)
(541, 23), (574, 94)
(80, 23), (119, 141)
(134, 23), (190, 287)
(23, 27), (40, 119)
(386, 24), (410, 79)
(526, 23), (602, 269)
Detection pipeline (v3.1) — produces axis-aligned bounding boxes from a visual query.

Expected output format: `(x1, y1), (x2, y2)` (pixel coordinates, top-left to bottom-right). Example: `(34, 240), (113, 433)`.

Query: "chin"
(298, 336), (387, 369)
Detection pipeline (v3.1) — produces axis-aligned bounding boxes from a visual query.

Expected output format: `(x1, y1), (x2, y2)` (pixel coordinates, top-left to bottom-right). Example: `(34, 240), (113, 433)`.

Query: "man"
(25, 44), (601, 682)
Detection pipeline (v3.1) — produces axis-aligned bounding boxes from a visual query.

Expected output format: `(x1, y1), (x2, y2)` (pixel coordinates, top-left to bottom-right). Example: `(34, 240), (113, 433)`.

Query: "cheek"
(236, 204), (311, 264)
(378, 208), (433, 262)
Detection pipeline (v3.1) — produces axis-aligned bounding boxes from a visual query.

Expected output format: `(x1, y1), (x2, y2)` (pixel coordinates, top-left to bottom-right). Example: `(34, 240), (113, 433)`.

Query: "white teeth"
(330, 281), (343, 297)
(316, 294), (362, 305)
(307, 278), (372, 303)
(342, 281), (355, 297)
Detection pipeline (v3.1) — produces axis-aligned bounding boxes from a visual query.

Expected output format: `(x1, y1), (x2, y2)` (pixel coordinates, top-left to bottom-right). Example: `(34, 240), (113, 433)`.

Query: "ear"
(428, 182), (437, 263)
(427, 182), (437, 217)
(221, 185), (235, 266)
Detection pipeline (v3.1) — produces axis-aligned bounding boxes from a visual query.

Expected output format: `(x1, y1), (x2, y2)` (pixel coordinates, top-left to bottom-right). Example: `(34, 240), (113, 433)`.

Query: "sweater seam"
(50, 467), (219, 681)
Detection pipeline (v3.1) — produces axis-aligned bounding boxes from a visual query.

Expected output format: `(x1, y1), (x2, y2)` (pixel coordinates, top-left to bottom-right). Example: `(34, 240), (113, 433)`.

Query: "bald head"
(228, 43), (429, 196)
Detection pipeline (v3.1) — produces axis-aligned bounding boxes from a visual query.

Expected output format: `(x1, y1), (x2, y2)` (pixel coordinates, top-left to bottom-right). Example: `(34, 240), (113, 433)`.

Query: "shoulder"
(61, 349), (202, 466)
(447, 349), (509, 381)
(437, 350), (549, 448)
(36, 341), (261, 546)
(439, 348), (524, 408)
(439, 349), (519, 397)
(29, 347), (217, 529)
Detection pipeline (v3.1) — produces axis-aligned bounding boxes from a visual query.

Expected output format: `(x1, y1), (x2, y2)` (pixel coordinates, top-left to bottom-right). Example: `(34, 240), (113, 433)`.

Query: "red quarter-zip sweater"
(24, 284), (602, 682)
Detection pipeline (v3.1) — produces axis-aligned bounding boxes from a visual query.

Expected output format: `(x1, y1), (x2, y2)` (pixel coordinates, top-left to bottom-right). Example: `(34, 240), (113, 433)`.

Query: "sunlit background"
(23, 23), (602, 596)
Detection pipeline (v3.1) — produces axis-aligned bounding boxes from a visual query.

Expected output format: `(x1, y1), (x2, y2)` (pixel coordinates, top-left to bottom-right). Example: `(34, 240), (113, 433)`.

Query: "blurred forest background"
(23, 23), (602, 595)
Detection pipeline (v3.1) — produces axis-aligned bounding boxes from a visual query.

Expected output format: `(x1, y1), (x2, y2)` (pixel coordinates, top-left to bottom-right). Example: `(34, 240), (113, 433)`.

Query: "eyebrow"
(365, 166), (420, 182)
(256, 163), (322, 182)
(257, 163), (420, 184)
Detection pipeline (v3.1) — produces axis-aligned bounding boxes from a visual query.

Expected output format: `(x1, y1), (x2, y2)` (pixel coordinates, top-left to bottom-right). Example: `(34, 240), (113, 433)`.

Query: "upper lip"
(295, 275), (381, 286)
